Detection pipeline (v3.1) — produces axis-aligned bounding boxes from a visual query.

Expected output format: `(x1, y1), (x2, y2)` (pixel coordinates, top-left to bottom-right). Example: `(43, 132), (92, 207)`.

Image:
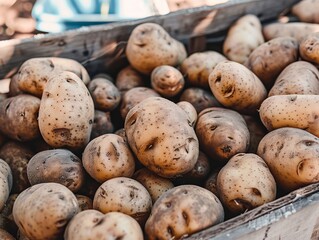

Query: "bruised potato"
(64, 210), (144, 240)
(126, 23), (187, 75)
(13, 183), (79, 240)
(145, 185), (224, 240)
(0, 159), (12, 211)
(217, 153), (276, 214)
(38, 71), (94, 150)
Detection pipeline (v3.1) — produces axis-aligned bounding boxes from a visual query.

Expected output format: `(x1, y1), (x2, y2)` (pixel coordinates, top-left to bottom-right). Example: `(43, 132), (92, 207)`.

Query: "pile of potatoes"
(0, 1), (319, 239)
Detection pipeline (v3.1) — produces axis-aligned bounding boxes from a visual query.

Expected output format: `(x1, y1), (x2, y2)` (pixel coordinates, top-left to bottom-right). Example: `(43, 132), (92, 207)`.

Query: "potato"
(245, 37), (299, 89)
(0, 93), (8, 102)
(180, 51), (227, 88)
(0, 94), (40, 141)
(0, 194), (19, 236)
(133, 168), (174, 203)
(82, 134), (135, 183)
(88, 77), (121, 111)
(223, 14), (264, 64)
(0, 159), (12, 211)
(93, 177), (152, 225)
(126, 23), (187, 75)
(90, 110), (114, 140)
(92, 73), (114, 82)
(257, 127), (319, 192)
(151, 65), (185, 98)
(145, 185), (224, 240)
(13, 182), (79, 240)
(259, 94), (319, 137)
(204, 167), (222, 197)
(0, 141), (33, 193)
(217, 153), (276, 214)
(292, 0), (319, 23)
(27, 149), (85, 192)
(263, 22), (319, 42)
(16, 57), (90, 97)
(115, 65), (145, 93)
(125, 97), (199, 178)
(114, 128), (128, 143)
(120, 87), (160, 120)
(75, 194), (93, 211)
(8, 74), (23, 97)
(268, 61), (319, 96)
(300, 32), (319, 64)
(180, 87), (222, 113)
(208, 61), (267, 115)
(0, 229), (15, 240)
(64, 210), (144, 240)
(196, 107), (250, 164)
(38, 71), (94, 150)
(177, 101), (197, 127)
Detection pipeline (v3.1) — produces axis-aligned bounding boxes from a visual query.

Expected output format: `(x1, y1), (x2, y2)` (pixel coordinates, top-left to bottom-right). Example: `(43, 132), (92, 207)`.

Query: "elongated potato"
(38, 71), (94, 150)
(292, 0), (319, 23)
(208, 61), (267, 115)
(257, 127), (319, 192)
(223, 14), (264, 64)
(263, 22), (319, 42)
(300, 32), (319, 64)
(269, 61), (319, 96)
(245, 37), (299, 89)
(259, 95), (319, 137)
(0, 159), (12, 211)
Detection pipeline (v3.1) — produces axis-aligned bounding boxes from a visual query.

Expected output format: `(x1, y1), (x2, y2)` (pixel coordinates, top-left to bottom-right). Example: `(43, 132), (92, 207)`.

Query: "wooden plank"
(0, 0), (299, 78)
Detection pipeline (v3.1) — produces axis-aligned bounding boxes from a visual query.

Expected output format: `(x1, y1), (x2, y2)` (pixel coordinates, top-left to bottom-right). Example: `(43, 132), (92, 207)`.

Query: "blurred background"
(0, 0), (228, 40)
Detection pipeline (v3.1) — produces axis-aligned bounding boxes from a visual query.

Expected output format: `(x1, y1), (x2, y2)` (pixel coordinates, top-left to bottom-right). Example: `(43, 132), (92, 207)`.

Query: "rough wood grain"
(0, 0), (299, 78)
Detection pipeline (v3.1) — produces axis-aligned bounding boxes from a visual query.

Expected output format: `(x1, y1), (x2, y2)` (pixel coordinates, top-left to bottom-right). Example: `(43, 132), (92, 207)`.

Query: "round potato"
(64, 210), (144, 240)
(27, 149), (85, 192)
(93, 177), (152, 225)
(145, 185), (224, 240)
(0, 94), (40, 142)
(0, 159), (13, 211)
(217, 153), (276, 214)
(177, 101), (198, 127)
(90, 110), (114, 140)
(300, 32), (319, 64)
(75, 194), (93, 211)
(115, 65), (145, 93)
(13, 182), (79, 240)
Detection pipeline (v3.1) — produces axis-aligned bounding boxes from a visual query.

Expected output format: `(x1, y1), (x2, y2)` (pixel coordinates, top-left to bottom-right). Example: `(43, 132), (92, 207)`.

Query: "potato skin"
(300, 32), (319, 64)
(195, 107), (250, 163)
(292, 0), (319, 23)
(125, 97), (199, 178)
(245, 37), (299, 89)
(257, 127), (319, 192)
(64, 210), (144, 240)
(90, 110), (114, 140)
(13, 182), (79, 240)
(223, 14), (264, 64)
(217, 153), (276, 214)
(209, 61), (267, 115)
(27, 149), (85, 192)
(177, 101), (198, 127)
(82, 134), (135, 183)
(0, 229), (15, 240)
(145, 185), (224, 240)
(0, 159), (12, 211)
(115, 65), (145, 93)
(75, 195), (93, 211)
(268, 61), (319, 96)
(0, 94), (40, 141)
(126, 23), (187, 75)
(38, 71), (94, 150)
(180, 51), (227, 88)
(259, 95), (319, 137)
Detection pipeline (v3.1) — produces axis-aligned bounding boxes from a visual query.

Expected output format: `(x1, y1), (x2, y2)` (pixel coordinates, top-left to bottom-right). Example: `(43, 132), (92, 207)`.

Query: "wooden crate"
(1, 0), (319, 239)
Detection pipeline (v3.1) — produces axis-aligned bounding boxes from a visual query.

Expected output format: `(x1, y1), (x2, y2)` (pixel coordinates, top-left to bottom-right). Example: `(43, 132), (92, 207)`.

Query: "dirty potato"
(75, 195), (93, 211)
(0, 159), (12, 211)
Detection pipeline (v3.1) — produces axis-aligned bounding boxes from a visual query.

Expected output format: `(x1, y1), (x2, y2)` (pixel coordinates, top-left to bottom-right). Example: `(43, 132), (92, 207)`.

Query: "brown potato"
(0, 194), (18, 237)
(300, 32), (319, 64)
(64, 210), (144, 240)
(27, 149), (85, 192)
(257, 127), (319, 192)
(114, 128), (128, 143)
(75, 194), (93, 211)
(13, 182), (79, 240)
(151, 65), (185, 98)
(179, 87), (222, 113)
(208, 61), (267, 115)
(126, 23), (187, 75)
(195, 107), (250, 164)
(0, 141), (33, 193)
(268, 61), (319, 96)
(133, 168), (174, 203)
(90, 110), (114, 140)
(217, 153), (276, 214)
(177, 101), (198, 127)
(223, 14), (264, 64)
(245, 37), (299, 89)
(115, 65), (145, 93)
(0, 94), (40, 141)
(204, 167), (222, 197)
(88, 77), (121, 111)
(145, 185), (224, 240)
(38, 71), (94, 150)
(82, 134), (135, 183)
(125, 97), (199, 178)
(0, 229), (15, 240)
(292, 0), (319, 23)
(0, 159), (12, 211)
(180, 51), (227, 88)
(93, 177), (152, 225)
(8, 74), (23, 97)
(259, 94), (319, 137)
